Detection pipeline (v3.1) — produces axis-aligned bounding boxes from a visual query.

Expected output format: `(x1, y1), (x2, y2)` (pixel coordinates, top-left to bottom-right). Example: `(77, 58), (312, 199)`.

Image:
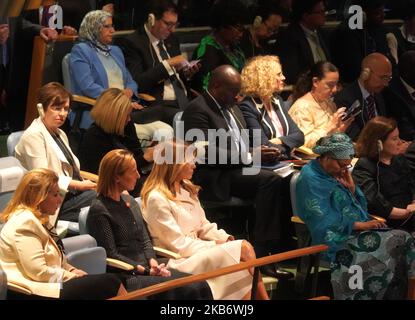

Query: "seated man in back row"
(182, 65), (294, 279)
(117, 0), (200, 126)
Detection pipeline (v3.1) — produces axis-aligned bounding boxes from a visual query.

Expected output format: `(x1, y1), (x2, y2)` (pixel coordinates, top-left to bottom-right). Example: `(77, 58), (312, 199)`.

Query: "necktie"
(157, 41), (189, 109)
(365, 94), (376, 120)
(41, 5), (52, 27)
(309, 32), (326, 62)
(223, 108), (248, 155)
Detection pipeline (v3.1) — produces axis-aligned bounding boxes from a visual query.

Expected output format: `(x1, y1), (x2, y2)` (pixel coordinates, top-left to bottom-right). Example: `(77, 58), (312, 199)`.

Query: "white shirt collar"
(144, 24), (160, 47)
(358, 79), (371, 100)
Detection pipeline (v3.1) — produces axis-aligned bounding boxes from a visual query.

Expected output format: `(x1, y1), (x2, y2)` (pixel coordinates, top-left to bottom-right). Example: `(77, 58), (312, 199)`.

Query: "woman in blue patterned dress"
(295, 132), (415, 300)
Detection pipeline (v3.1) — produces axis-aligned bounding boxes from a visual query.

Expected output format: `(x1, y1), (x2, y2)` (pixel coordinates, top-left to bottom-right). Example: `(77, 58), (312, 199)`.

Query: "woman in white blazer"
(0, 168), (125, 299)
(141, 141), (269, 300)
(15, 82), (96, 222)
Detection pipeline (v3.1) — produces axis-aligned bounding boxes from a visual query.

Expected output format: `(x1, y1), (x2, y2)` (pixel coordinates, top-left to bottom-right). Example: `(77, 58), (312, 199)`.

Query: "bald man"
(334, 53), (392, 140)
(181, 65), (294, 279)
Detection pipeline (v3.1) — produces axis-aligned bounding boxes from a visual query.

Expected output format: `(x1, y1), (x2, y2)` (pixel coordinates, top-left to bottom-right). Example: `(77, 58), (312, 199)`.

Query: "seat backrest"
(62, 234), (107, 275)
(0, 157), (26, 212)
(290, 171), (301, 217)
(78, 206), (90, 235)
(62, 53), (73, 92)
(173, 111), (184, 135)
(6, 131), (24, 156)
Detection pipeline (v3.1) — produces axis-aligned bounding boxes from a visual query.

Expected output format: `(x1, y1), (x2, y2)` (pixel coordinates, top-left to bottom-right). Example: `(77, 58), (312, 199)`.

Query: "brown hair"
(97, 149), (136, 197)
(355, 116), (397, 159)
(2, 168), (59, 224)
(38, 82), (73, 111)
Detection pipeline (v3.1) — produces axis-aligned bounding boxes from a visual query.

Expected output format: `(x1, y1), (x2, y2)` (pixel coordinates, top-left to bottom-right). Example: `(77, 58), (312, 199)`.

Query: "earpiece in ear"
(361, 67), (371, 81)
(253, 16), (262, 28)
(377, 140), (383, 153)
(148, 13), (156, 28)
(37, 103), (45, 119)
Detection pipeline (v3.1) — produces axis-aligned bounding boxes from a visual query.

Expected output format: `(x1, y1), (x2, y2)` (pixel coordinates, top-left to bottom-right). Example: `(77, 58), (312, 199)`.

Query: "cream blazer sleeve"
(289, 99), (333, 148)
(14, 216), (77, 283)
(197, 212), (231, 242)
(143, 191), (217, 258)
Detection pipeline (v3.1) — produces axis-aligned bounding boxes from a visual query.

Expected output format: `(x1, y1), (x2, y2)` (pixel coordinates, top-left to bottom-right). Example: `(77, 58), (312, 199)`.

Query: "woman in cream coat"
(0, 168), (124, 299)
(15, 82), (96, 222)
(141, 141), (269, 300)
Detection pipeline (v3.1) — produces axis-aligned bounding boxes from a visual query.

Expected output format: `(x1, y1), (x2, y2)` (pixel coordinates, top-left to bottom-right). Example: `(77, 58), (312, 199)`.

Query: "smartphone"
(37, 103), (45, 118)
(342, 100), (361, 121)
(185, 59), (201, 69)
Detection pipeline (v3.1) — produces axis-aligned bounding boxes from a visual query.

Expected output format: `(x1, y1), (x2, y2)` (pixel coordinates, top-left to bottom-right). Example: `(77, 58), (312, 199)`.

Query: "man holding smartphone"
(116, 0), (200, 126)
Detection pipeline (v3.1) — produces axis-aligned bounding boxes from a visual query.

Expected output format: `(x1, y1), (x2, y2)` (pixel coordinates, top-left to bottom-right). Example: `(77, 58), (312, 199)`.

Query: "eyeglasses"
(102, 24), (115, 29)
(309, 9), (326, 16)
(333, 159), (353, 170)
(50, 105), (71, 113)
(263, 22), (279, 35)
(375, 73), (393, 82)
(160, 18), (179, 30)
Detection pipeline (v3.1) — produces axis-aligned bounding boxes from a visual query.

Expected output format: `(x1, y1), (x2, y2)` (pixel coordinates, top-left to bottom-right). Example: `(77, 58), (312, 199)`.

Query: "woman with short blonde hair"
(90, 88), (132, 136)
(239, 55), (304, 159)
(80, 89), (154, 197)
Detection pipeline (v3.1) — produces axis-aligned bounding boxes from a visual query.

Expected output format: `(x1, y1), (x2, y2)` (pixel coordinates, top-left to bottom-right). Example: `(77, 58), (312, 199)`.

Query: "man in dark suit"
(117, 0), (199, 126)
(272, 0), (330, 85)
(384, 51), (415, 141)
(1, 16), (58, 131)
(334, 53), (391, 141)
(182, 65), (293, 279)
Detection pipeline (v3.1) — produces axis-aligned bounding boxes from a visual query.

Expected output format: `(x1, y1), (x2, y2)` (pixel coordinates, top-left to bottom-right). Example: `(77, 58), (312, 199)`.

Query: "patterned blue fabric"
(296, 160), (415, 299)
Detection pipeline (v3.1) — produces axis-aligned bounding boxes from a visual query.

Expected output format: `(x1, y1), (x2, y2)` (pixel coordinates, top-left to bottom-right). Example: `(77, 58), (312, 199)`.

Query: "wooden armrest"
(154, 246), (182, 260)
(111, 244), (328, 300)
(72, 95), (96, 106)
(106, 258), (134, 271)
(138, 93), (156, 102)
(7, 282), (32, 295)
(291, 216), (305, 224)
(80, 170), (98, 183)
(309, 296), (331, 300)
(369, 215), (386, 223)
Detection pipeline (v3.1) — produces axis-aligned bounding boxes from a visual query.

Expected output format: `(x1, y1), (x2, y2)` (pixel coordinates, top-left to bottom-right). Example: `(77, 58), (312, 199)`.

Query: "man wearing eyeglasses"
(116, 0), (199, 126)
(334, 53), (391, 141)
(272, 0), (330, 85)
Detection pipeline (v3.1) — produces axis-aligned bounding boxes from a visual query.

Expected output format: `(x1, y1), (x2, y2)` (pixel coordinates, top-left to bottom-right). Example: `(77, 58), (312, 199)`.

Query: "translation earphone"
(377, 139), (383, 153)
(147, 13), (156, 28)
(361, 67), (371, 81)
(37, 103), (45, 119)
(253, 16), (262, 29)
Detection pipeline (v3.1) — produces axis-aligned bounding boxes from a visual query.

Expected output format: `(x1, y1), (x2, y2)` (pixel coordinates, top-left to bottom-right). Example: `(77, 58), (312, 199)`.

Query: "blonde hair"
(97, 149), (136, 197)
(90, 88), (132, 136)
(241, 55), (282, 101)
(141, 140), (200, 208)
(1, 168), (59, 224)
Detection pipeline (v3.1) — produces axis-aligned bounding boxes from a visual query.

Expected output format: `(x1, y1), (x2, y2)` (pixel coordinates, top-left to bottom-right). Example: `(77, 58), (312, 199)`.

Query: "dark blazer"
(334, 80), (388, 140)
(238, 96), (304, 157)
(330, 22), (393, 83)
(88, 194), (156, 267)
(116, 28), (185, 102)
(384, 77), (415, 141)
(182, 92), (249, 200)
(353, 156), (415, 223)
(272, 23), (330, 85)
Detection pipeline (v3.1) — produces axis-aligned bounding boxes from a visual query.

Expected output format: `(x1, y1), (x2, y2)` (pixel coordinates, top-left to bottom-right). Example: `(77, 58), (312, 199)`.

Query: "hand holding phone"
(342, 100), (362, 121)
